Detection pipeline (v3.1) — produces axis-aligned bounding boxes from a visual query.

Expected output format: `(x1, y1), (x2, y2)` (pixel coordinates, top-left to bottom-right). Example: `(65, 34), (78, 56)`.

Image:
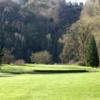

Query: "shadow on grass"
(32, 70), (89, 74)
(3, 70), (90, 75)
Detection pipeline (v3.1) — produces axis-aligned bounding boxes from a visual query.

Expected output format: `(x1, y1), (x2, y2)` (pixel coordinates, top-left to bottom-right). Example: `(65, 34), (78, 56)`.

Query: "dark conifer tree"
(85, 34), (99, 67)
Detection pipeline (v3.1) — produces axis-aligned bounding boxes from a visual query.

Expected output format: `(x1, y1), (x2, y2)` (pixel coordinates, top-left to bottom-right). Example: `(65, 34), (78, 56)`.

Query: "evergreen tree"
(0, 33), (4, 65)
(85, 34), (99, 67)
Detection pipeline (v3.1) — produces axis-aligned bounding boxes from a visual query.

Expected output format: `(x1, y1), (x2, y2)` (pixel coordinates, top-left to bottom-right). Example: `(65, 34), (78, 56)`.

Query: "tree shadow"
(30, 70), (89, 74)
(0, 69), (97, 75)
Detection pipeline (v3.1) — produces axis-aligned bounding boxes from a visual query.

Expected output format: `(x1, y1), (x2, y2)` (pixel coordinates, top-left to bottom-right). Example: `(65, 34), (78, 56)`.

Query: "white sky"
(66, 0), (86, 4)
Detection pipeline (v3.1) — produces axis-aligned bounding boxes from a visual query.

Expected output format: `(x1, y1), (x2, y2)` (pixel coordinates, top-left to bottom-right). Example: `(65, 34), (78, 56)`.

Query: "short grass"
(0, 64), (100, 100)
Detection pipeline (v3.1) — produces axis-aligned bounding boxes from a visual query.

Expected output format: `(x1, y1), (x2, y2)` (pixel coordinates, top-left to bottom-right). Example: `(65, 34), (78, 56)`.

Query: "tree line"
(0, 1), (82, 64)
(0, 0), (99, 67)
(60, 0), (100, 67)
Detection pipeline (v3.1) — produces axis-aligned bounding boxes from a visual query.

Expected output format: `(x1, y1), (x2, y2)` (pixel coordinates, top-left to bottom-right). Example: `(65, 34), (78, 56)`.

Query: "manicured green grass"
(0, 64), (100, 100)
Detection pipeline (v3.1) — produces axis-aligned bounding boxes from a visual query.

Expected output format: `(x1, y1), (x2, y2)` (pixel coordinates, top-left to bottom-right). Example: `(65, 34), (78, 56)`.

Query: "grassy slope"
(0, 64), (100, 100)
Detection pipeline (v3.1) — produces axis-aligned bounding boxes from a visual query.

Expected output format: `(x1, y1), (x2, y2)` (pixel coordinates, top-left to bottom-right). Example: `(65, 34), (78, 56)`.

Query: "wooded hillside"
(0, 0), (82, 63)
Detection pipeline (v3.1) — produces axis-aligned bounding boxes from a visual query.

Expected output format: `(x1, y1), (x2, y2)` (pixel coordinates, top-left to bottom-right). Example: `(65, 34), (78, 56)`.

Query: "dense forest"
(0, 0), (99, 66)
(0, 0), (83, 63)
(61, 0), (100, 66)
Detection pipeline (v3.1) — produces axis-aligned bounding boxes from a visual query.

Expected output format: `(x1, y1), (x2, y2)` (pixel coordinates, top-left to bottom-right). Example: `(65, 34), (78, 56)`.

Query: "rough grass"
(0, 64), (100, 100)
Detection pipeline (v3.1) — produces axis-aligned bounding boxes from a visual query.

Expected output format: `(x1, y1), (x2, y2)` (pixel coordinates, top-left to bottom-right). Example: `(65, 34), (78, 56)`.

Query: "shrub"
(31, 51), (52, 64)
(15, 59), (25, 65)
(2, 49), (15, 64)
(85, 34), (99, 67)
(77, 61), (86, 66)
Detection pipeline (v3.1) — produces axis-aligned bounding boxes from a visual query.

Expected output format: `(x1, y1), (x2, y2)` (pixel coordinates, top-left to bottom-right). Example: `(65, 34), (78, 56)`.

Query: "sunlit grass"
(0, 64), (100, 100)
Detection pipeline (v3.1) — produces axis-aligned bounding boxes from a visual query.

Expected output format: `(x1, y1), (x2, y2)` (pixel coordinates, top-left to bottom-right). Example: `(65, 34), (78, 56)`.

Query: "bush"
(15, 59), (25, 65)
(2, 49), (15, 64)
(77, 61), (86, 66)
(31, 51), (52, 64)
(85, 34), (99, 67)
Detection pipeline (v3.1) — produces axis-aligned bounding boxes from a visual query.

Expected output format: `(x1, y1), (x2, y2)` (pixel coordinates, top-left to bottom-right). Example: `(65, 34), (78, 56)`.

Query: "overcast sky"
(66, 0), (86, 4)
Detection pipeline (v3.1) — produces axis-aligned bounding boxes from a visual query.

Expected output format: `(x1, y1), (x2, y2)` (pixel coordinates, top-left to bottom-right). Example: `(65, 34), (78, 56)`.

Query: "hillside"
(24, 0), (66, 22)
(0, 0), (82, 62)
